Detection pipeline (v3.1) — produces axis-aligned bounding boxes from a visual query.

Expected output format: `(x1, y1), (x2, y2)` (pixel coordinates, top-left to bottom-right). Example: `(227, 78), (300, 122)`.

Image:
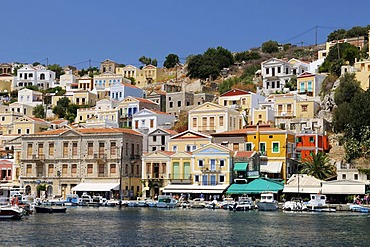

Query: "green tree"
(48, 64), (65, 79)
(332, 102), (351, 133)
(234, 51), (261, 62)
(300, 153), (336, 180)
(52, 105), (66, 118)
(327, 29), (346, 42)
(32, 104), (46, 119)
(285, 75), (297, 91)
(139, 56), (157, 66)
(163, 54), (180, 69)
(186, 46), (234, 80)
(261, 40), (279, 53)
(334, 73), (362, 106)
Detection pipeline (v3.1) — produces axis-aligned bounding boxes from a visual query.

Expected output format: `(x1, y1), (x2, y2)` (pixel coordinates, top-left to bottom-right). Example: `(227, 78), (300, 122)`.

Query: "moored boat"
(35, 206), (67, 213)
(282, 198), (308, 211)
(229, 196), (254, 211)
(0, 205), (24, 220)
(156, 195), (177, 208)
(257, 192), (278, 211)
(306, 194), (336, 212)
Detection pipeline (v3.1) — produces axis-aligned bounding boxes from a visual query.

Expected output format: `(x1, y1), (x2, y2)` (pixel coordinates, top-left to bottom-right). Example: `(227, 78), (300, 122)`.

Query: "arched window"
(40, 73), (45, 80)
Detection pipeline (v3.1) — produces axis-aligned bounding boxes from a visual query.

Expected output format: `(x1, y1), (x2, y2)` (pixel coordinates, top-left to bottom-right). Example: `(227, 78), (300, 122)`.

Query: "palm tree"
(299, 152), (336, 180)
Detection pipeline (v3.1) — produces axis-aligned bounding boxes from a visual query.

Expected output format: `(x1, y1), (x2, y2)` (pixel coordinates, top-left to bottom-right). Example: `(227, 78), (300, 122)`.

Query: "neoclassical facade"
(20, 128), (143, 199)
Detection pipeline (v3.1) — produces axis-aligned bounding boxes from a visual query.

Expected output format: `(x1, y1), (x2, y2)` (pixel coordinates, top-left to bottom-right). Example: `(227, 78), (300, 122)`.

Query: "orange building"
(295, 133), (330, 161)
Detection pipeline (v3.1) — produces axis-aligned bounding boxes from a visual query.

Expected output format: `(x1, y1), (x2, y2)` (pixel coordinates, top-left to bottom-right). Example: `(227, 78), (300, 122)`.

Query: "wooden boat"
(35, 206), (67, 213)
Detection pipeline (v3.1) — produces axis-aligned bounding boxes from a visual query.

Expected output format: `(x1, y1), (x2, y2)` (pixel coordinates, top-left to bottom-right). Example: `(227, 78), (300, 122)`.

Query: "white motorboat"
(306, 194), (336, 212)
(156, 195), (177, 208)
(190, 198), (206, 209)
(257, 192), (278, 211)
(220, 197), (235, 210)
(80, 193), (92, 206)
(0, 205), (24, 220)
(282, 198), (308, 211)
(229, 196), (254, 211)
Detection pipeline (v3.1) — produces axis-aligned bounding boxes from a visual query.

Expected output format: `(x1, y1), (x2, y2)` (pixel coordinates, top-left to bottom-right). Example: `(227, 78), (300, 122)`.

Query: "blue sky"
(1, 0), (369, 68)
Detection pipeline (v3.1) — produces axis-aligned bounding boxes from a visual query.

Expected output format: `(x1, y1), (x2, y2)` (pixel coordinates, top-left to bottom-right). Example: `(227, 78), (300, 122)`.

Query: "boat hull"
(257, 202), (278, 211)
(35, 206), (67, 213)
(0, 206), (24, 220)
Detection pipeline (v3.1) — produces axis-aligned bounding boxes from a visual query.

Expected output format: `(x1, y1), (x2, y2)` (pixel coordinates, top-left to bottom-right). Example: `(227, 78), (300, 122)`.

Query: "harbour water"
(1, 207), (369, 246)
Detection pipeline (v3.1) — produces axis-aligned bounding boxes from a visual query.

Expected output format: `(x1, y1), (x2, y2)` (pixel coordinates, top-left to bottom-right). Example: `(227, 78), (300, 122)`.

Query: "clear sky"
(1, 0), (369, 68)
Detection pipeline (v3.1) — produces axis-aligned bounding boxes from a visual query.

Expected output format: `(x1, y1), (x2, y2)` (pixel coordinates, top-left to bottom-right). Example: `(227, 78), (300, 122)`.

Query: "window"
(88, 143), (93, 155)
(186, 145), (191, 152)
(177, 101), (182, 107)
(198, 159), (204, 167)
(72, 143), (78, 156)
(233, 143), (239, 151)
(17, 129), (21, 134)
(354, 174), (359, 180)
(192, 118), (197, 128)
(219, 116), (224, 126)
(246, 143), (252, 151)
(297, 137), (302, 143)
(63, 143), (68, 157)
(210, 117), (215, 129)
(26, 128), (30, 134)
(87, 164), (93, 174)
(38, 143), (44, 156)
(172, 145), (177, 152)
(99, 143), (105, 156)
(153, 136), (157, 142)
(169, 102), (173, 108)
(110, 142), (116, 155)
(219, 175), (225, 183)
(48, 164), (54, 175)
(272, 142), (279, 153)
(27, 164), (32, 175)
(62, 164), (68, 176)
(309, 137), (314, 143)
(277, 67), (281, 73)
(301, 105), (308, 112)
(71, 164), (77, 174)
(27, 144), (32, 157)
(194, 175), (199, 183)
(150, 119), (154, 128)
(220, 160), (225, 167)
(342, 174), (346, 180)
(259, 143), (266, 155)
(135, 120), (139, 129)
(49, 143), (54, 156)
(266, 68), (269, 74)
(202, 117), (207, 128)
(110, 164), (116, 173)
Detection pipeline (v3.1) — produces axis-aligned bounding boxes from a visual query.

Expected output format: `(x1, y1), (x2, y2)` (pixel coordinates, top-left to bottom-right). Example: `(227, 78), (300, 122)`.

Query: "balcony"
(147, 173), (167, 179)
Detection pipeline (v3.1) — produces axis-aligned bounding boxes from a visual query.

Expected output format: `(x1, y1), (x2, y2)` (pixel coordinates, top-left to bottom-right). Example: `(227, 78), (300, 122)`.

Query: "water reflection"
(0, 207), (369, 246)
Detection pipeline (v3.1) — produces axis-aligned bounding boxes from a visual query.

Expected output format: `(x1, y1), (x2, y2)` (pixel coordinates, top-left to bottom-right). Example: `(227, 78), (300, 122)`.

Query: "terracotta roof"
(28, 117), (48, 123)
(160, 151), (176, 156)
(164, 129), (178, 135)
(297, 72), (314, 78)
(134, 97), (157, 104)
(220, 89), (251, 97)
(122, 83), (140, 89)
(76, 128), (142, 136)
(150, 109), (170, 115)
(50, 119), (68, 124)
(234, 151), (254, 158)
(33, 129), (67, 135)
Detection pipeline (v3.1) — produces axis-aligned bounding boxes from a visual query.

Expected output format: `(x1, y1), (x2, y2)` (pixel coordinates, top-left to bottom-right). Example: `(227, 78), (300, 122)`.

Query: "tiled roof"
(122, 83), (140, 89)
(234, 151), (254, 158)
(150, 109), (170, 115)
(28, 117), (48, 123)
(164, 129), (178, 135)
(34, 129), (67, 135)
(50, 119), (67, 124)
(77, 128), (142, 136)
(220, 89), (251, 97)
(134, 97), (157, 104)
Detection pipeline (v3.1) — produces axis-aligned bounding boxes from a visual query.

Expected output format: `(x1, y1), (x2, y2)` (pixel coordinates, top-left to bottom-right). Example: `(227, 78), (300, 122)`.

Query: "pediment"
(144, 151), (172, 158)
(59, 129), (82, 137)
(193, 143), (230, 155)
(171, 151), (192, 158)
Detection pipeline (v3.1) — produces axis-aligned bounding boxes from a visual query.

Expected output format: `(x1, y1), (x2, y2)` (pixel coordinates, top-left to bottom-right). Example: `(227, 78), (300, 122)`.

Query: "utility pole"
(315, 26), (318, 46)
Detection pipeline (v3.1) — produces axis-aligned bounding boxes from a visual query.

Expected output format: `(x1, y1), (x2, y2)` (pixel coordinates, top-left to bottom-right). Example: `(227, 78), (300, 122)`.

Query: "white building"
(17, 88), (43, 107)
(13, 64), (56, 89)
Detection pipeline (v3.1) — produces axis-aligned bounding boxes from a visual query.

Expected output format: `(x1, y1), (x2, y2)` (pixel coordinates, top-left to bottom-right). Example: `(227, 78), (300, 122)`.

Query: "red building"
(295, 133), (330, 161)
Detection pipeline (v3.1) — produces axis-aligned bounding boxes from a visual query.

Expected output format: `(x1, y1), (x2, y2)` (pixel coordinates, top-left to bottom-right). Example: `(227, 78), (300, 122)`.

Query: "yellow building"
(188, 102), (241, 134)
(244, 125), (295, 181)
(297, 72), (326, 97)
(4, 116), (50, 135)
(168, 130), (212, 152)
(295, 100), (318, 119)
(51, 91), (97, 107)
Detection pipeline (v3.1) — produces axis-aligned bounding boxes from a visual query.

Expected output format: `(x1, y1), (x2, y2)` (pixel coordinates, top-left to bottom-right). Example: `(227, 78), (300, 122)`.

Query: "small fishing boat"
(34, 206), (67, 213)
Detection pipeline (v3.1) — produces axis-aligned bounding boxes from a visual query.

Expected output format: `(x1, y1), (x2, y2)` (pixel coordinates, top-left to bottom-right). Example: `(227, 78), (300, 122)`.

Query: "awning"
(321, 180), (366, 194)
(260, 161), (282, 174)
(283, 174), (322, 194)
(234, 162), (248, 172)
(226, 178), (284, 195)
(72, 183), (120, 192)
(162, 184), (228, 194)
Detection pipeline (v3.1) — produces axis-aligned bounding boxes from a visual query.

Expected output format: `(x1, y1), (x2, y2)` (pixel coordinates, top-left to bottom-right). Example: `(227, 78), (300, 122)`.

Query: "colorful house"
(295, 132), (330, 161)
